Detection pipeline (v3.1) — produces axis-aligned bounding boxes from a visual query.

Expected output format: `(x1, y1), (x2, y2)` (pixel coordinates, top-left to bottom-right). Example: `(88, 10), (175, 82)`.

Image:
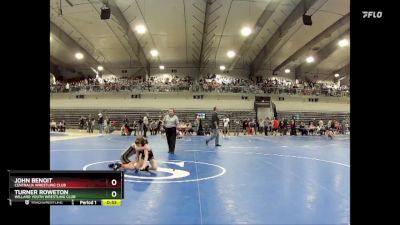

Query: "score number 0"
(111, 179), (118, 198)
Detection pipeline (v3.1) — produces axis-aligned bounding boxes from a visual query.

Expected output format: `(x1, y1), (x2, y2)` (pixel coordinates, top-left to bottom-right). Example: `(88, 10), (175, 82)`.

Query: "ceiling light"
(75, 52), (84, 60)
(241, 27), (252, 36)
(338, 39), (349, 47)
(150, 49), (159, 57)
(227, 50), (235, 58)
(135, 25), (146, 34)
(220, 65), (226, 71)
(306, 56), (314, 63)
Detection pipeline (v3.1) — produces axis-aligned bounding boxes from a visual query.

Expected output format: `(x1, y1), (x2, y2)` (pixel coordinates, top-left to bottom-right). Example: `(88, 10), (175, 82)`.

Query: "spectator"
(104, 116), (108, 134)
(272, 118), (279, 136)
(187, 121), (194, 135)
(282, 118), (288, 135)
(50, 76), (349, 96)
(98, 113), (104, 134)
(222, 116), (230, 137)
(234, 118), (241, 136)
(59, 120), (66, 132)
(242, 119), (247, 135)
(138, 117), (143, 136)
(122, 115), (129, 126)
(87, 116), (94, 133)
(298, 122), (305, 135)
(289, 116), (296, 136)
(150, 120), (157, 135)
(79, 116), (85, 130)
(50, 120), (57, 131)
(156, 118), (162, 135)
(143, 114), (149, 137)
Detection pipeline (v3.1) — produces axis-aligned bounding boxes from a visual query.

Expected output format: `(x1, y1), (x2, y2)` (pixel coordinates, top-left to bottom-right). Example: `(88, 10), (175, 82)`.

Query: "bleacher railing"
(50, 84), (350, 97)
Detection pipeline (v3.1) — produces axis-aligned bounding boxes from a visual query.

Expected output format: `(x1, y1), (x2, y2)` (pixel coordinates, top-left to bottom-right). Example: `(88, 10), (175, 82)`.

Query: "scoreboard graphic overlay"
(8, 171), (124, 206)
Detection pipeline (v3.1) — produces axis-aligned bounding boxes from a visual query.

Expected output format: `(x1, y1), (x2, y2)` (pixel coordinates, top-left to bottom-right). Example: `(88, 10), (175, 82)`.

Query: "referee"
(163, 108), (179, 154)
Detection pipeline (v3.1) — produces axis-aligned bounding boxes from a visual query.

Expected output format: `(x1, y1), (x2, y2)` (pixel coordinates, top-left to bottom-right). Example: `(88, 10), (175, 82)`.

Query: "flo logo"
(84, 160), (226, 183)
(362, 11), (382, 18)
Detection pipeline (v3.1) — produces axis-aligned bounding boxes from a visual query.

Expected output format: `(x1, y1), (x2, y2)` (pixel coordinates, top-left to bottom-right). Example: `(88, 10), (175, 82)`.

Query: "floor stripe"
(51, 149), (122, 152)
(193, 151), (203, 225)
(51, 148), (349, 167)
(183, 150), (350, 167)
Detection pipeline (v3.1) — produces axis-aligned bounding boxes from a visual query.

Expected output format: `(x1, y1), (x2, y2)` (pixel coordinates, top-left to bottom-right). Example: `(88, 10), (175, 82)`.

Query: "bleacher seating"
(50, 108), (256, 131)
(277, 111), (349, 124)
(50, 107), (348, 133)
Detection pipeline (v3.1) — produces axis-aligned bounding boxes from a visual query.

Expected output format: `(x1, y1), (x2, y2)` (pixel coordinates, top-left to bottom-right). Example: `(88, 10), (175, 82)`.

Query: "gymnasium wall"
(51, 92), (349, 112)
(149, 67), (249, 80)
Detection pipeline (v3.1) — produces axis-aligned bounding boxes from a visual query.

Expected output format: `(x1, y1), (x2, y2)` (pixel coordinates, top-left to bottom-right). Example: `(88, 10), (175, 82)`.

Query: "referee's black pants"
(165, 127), (177, 153)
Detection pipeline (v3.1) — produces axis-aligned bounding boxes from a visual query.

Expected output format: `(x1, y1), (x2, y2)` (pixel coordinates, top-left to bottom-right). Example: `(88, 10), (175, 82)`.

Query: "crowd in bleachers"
(77, 114), (117, 134)
(50, 74), (349, 97)
(197, 116), (350, 137)
(63, 110), (349, 138)
(50, 119), (66, 132)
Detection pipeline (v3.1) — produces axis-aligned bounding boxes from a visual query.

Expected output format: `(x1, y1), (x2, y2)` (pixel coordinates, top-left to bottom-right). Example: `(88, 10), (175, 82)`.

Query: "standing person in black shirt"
(206, 107), (221, 147)
(282, 118), (288, 135)
(290, 116), (297, 136)
(138, 117), (143, 136)
(242, 119), (247, 135)
(79, 116), (85, 130)
(156, 118), (162, 135)
(87, 115), (94, 133)
(122, 115), (129, 126)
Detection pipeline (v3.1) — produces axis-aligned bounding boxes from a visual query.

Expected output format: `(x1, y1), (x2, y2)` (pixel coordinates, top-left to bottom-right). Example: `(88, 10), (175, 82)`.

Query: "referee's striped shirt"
(163, 115), (179, 128)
